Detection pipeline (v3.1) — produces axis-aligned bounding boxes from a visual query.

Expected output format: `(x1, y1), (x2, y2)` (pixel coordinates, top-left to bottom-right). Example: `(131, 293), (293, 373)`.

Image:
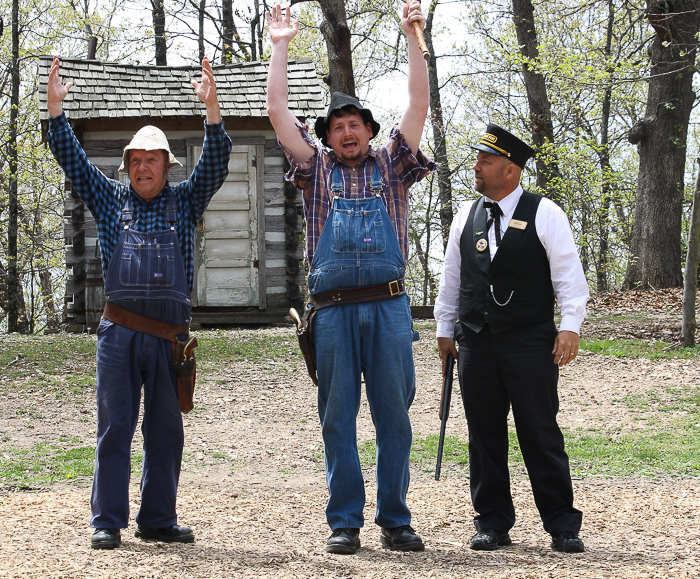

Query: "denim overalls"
(91, 192), (189, 530)
(309, 164), (417, 531)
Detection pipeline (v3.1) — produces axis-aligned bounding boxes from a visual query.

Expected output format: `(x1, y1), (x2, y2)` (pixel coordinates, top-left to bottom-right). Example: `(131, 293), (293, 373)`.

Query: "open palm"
(267, 4), (299, 44)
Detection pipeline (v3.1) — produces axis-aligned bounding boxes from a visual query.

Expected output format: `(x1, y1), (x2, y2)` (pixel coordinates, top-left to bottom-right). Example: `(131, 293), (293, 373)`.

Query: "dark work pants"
(90, 318), (184, 529)
(456, 321), (582, 536)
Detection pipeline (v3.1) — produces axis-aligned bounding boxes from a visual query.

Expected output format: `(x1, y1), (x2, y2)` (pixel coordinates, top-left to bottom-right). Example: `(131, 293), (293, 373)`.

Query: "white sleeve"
(434, 202), (474, 339)
(535, 199), (589, 334)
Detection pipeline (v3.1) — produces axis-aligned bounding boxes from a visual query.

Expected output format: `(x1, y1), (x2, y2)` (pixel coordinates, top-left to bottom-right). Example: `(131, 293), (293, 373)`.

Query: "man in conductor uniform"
(434, 125), (589, 553)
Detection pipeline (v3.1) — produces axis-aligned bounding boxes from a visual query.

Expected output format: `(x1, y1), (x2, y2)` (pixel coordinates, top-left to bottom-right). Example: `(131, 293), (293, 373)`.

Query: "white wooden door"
(194, 144), (260, 307)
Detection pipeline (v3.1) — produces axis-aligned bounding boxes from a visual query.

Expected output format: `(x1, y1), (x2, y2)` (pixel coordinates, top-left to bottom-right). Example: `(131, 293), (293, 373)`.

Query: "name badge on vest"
(508, 219), (527, 230)
(476, 238), (488, 252)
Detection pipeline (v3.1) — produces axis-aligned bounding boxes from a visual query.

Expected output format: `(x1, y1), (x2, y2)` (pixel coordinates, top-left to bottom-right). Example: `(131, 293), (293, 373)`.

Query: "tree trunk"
(594, 0), (615, 291)
(424, 0), (453, 249)
(39, 269), (60, 333)
(511, 0), (563, 206)
(198, 0), (205, 63)
(625, 0), (700, 289)
(33, 201), (60, 333)
(681, 156), (700, 346)
(7, 0), (28, 333)
(250, 0), (264, 62)
(222, 0), (234, 63)
(292, 0), (355, 95)
(151, 0), (167, 66)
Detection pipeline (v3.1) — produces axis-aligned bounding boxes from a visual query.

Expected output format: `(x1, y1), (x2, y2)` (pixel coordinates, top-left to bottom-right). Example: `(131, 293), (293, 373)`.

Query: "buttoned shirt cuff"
(48, 111), (68, 128)
(436, 319), (457, 339)
(204, 118), (226, 132)
(559, 314), (584, 335)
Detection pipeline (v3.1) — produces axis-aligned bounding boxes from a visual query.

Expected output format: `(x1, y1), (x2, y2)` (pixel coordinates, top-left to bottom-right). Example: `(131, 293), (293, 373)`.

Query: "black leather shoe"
(91, 528), (121, 550)
(135, 524), (195, 543)
(326, 528), (360, 554)
(551, 531), (585, 553)
(380, 525), (425, 552)
(470, 529), (512, 551)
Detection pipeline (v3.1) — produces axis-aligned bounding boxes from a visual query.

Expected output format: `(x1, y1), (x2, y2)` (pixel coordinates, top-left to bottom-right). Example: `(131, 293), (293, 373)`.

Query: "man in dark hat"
(266, 2), (435, 554)
(434, 124), (589, 553)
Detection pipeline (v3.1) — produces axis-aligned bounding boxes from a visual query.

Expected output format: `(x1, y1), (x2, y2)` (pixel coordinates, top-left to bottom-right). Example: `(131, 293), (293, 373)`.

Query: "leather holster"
(172, 336), (198, 414)
(290, 306), (318, 386)
(103, 300), (198, 413)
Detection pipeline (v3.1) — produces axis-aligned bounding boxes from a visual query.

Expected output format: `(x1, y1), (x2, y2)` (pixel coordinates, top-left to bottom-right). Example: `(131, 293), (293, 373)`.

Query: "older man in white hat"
(46, 55), (232, 550)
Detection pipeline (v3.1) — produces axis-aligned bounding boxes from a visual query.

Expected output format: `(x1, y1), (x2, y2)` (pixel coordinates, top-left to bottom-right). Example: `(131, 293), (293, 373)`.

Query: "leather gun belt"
(310, 278), (406, 310)
(102, 300), (189, 342)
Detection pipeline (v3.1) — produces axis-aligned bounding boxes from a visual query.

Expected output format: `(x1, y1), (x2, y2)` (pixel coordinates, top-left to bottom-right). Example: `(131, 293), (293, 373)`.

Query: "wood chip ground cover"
(1, 290), (699, 578)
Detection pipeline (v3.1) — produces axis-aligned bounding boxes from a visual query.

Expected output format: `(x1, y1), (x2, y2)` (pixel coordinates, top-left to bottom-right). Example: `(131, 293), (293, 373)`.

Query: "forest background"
(1, 0), (699, 335)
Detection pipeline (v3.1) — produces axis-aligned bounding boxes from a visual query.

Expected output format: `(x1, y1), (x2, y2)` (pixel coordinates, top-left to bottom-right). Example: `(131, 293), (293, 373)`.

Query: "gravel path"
(2, 299), (699, 578)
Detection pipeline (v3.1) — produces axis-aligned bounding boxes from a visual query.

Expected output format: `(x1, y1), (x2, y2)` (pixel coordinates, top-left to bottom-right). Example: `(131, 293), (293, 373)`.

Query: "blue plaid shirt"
(48, 113), (232, 291)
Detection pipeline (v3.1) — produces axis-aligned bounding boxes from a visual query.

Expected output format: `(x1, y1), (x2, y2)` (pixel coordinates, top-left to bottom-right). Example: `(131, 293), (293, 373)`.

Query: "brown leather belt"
(102, 300), (189, 343)
(310, 278), (405, 310)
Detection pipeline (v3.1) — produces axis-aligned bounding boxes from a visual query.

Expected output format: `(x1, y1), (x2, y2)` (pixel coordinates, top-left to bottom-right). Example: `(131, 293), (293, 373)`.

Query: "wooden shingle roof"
(37, 56), (325, 121)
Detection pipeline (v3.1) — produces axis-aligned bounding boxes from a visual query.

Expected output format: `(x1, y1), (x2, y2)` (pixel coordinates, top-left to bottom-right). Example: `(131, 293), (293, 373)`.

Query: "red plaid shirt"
(283, 123), (437, 266)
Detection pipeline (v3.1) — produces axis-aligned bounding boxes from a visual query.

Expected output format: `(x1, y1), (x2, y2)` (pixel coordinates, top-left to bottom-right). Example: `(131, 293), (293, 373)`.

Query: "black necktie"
(483, 201), (503, 246)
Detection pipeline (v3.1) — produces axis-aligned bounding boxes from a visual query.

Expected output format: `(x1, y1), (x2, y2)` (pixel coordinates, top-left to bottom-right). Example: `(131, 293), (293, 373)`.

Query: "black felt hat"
(314, 92), (381, 147)
(471, 124), (536, 169)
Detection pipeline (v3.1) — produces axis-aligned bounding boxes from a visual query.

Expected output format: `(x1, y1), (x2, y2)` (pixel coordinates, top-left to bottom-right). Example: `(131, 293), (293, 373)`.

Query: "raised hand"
(267, 3), (299, 44)
(190, 56), (218, 106)
(402, 0), (426, 36)
(190, 56), (221, 124)
(47, 56), (74, 118)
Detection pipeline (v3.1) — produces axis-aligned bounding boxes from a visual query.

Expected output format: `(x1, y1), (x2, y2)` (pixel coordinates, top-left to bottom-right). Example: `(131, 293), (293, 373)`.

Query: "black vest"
(458, 191), (554, 334)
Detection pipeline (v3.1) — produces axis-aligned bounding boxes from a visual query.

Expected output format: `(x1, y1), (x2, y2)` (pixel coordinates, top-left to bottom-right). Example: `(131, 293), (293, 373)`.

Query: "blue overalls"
(91, 192), (190, 530)
(309, 164), (417, 531)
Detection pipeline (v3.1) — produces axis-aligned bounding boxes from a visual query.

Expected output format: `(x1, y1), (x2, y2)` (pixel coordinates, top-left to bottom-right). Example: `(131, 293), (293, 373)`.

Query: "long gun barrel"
(435, 353), (455, 480)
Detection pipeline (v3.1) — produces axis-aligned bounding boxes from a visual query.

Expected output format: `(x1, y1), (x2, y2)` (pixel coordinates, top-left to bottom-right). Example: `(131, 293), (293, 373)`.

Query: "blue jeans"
(313, 294), (416, 530)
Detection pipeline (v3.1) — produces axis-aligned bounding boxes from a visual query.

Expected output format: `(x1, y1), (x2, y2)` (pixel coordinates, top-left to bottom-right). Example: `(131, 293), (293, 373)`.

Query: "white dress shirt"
(434, 185), (589, 339)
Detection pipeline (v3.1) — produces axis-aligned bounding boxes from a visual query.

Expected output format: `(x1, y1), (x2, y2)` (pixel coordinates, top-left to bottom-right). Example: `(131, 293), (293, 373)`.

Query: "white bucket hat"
(118, 125), (183, 173)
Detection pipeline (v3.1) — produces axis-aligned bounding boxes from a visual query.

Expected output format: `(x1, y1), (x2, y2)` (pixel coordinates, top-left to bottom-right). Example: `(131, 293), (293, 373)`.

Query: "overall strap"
(119, 191), (178, 230)
(329, 161), (385, 197)
(165, 190), (178, 228)
(121, 195), (135, 229)
(330, 165), (344, 196)
(369, 163), (384, 194)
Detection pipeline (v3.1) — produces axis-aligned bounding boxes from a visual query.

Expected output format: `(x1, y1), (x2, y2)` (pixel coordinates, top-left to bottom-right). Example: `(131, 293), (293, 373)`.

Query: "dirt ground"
(1, 289), (700, 578)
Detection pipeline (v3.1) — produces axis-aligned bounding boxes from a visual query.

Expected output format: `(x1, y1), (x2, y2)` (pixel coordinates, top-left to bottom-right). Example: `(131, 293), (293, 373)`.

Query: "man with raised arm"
(266, 2), (435, 554)
(46, 55), (232, 549)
